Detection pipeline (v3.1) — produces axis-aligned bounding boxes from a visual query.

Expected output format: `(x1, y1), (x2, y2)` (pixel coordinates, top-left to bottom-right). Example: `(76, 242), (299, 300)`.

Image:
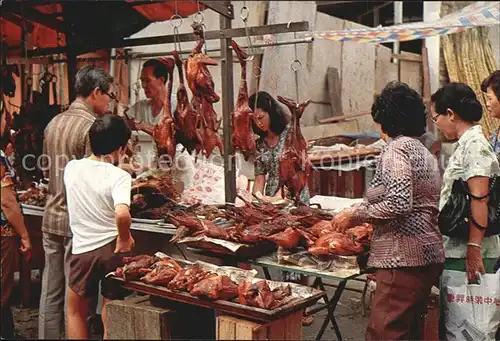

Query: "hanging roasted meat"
(276, 96), (312, 205)
(185, 23), (223, 158)
(172, 50), (202, 154)
(153, 59), (176, 164)
(230, 40), (256, 161)
(196, 97), (223, 157)
(186, 24), (220, 103)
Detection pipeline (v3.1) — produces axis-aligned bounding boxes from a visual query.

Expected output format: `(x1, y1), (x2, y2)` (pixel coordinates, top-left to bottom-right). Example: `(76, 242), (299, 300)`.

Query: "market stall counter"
(251, 253), (371, 341)
(105, 253), (324, 340)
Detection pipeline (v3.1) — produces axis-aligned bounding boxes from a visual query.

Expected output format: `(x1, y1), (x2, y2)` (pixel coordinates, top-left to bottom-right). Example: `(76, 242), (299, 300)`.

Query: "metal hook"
(240, 6), (249, 21)
(170, 14), (182, 28)
(290, 59), (302, 72)
(287, 21), (292, 29)
(193, 11), (204, 24)
(252, 66), (262, 79)
(244, 54), (255, 62)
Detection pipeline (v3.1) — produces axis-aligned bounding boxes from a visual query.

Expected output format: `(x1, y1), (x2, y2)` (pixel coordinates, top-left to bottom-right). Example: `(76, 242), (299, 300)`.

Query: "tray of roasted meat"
(107, 253), (323, 322)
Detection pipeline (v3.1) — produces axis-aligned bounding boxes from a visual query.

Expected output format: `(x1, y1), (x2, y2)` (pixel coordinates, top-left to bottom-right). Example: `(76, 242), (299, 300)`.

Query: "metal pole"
(129, 37), (314, 59)
(11, 38), (315, 65)
(109, 48), (117, 77)
(220, 2), (236, 204)
(392, 1), (403, 66)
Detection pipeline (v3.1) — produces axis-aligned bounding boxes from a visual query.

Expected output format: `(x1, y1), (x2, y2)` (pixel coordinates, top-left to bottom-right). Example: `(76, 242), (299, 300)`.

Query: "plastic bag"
(441, 269), (500, 341)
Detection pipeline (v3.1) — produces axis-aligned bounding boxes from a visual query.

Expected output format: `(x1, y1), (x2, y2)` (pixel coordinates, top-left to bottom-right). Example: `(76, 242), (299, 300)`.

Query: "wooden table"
(250, 255), (371, 341)
(20, 206), (177, 307)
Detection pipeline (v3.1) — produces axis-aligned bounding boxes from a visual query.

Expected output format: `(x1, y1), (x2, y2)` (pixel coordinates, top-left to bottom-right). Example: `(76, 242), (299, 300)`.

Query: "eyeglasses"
(99, 88), (117, 101)
(429, 113), (441, 123)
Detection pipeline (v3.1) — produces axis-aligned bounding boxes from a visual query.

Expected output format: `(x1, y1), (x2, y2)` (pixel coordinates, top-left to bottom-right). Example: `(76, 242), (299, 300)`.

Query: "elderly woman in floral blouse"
(333, 81), (444, 340)
(430, 82), (500, 339)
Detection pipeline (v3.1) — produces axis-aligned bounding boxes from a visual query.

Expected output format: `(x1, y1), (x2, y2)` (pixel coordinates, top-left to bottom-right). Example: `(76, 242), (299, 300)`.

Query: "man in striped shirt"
(39, 66), (114, 339)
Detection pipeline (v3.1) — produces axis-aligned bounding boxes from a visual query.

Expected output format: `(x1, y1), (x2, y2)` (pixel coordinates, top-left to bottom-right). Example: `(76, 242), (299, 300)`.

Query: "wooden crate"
(216, 311), (302, 340)
(106, 295), (176, 340)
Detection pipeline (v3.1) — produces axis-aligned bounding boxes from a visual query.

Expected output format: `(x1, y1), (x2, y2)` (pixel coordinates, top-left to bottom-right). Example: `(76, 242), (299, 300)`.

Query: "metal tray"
(131, 217), (165, 224)
(179, 238), (276, 260)
(20, 203), (45, 211)
(110, 277), (323, 322)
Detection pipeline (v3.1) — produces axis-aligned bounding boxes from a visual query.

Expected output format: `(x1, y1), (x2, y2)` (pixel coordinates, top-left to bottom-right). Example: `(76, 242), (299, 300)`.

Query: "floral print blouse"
(490, 128), (500, 161)
(440, 125), (500, 259)
(254, 125), (310, 205)
(1, 150), (18, 237)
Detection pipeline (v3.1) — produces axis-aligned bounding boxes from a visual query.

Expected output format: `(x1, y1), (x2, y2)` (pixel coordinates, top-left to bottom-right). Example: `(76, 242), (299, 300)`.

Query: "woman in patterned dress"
(248, 91), (312, 325)
(0, 107), (32, 338)
(249, 91), (310, 205)
(332, 82), (445, 340)
(430, 83), (500, 339)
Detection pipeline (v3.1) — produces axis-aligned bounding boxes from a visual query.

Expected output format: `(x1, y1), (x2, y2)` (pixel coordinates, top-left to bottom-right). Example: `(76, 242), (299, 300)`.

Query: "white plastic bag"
(441, 269), (500, 341)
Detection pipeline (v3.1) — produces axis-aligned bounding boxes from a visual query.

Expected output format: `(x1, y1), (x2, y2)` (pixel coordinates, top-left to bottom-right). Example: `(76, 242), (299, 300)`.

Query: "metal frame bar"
(8, 37), (314, 65)
(200, 1), (234, 19)
(24, 21), (309, 57)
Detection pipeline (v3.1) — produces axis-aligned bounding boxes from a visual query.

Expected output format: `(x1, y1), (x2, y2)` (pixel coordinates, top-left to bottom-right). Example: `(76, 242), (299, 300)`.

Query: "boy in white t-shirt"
(64, 114), (134, 339)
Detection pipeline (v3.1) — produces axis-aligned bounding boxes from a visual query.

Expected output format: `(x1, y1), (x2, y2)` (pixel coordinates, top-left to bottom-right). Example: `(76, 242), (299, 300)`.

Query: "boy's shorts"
(69, 239), (132, 300)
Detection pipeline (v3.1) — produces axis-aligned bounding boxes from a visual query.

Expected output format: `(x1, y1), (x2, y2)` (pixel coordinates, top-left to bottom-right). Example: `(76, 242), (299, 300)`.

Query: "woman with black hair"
(430, 82), (500, 339)
(249, 91), (310, 205)
(332, 81), (444, 340)
(481, 70), (500, 158)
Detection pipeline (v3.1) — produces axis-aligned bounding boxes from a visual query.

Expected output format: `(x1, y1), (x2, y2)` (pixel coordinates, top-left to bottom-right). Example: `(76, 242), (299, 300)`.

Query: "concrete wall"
(125, 1), (425, 162)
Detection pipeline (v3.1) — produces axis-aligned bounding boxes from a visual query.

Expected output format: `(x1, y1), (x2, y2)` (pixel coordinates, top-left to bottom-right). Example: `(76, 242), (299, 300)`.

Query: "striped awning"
(306, 1), (500, 43)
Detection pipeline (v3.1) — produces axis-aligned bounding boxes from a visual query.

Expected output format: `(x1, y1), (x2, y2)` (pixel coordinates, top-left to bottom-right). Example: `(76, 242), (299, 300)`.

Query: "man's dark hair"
(371, 81), (427, 138)
(431, 82), (483, 122)
(481, 70), (500, 100)
(249, 91), (289, 138)
(142, 59), (170, 84)
(89, 114), (131, 156)
(75, 65), (113, 98)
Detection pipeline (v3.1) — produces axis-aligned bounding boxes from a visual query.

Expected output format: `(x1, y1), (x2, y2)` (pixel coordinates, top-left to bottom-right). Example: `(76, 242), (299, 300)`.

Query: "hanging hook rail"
(240, 2), (255, 61)
(170, 1), (183, 55)
(290, 27), (301, 102)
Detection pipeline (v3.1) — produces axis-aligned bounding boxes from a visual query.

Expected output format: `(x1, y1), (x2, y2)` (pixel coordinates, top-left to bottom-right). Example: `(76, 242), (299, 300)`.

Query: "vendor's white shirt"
(64, 159), (132, 255)
(128, 99), (194, 190)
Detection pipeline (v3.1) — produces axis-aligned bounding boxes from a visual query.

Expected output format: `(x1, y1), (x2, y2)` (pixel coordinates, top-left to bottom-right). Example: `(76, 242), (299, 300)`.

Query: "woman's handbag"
(438, 176), (500, 240)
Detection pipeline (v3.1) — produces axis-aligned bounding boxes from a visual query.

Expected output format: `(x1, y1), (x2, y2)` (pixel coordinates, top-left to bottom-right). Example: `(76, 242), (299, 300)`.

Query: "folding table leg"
(315, 280), (347, 341)
(263, 267), (272, 280)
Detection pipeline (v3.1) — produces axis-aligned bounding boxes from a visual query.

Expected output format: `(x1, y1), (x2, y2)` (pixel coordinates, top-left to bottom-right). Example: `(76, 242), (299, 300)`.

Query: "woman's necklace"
(266, 134), (279, 148)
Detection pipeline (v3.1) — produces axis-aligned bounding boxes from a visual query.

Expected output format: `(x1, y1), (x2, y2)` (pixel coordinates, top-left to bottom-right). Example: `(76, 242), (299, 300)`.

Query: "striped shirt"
(41, 100), (97, 237)
(351, 136), (445, 268)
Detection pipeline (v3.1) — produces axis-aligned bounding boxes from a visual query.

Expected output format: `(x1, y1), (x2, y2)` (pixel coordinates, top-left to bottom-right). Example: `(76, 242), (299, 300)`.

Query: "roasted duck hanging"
(186, 23), (223, 158)
(153, 59), (176, 164)
(172, 50), (202, 154)
(230, 40), (256, 161)
(276, 96), (312, 205)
